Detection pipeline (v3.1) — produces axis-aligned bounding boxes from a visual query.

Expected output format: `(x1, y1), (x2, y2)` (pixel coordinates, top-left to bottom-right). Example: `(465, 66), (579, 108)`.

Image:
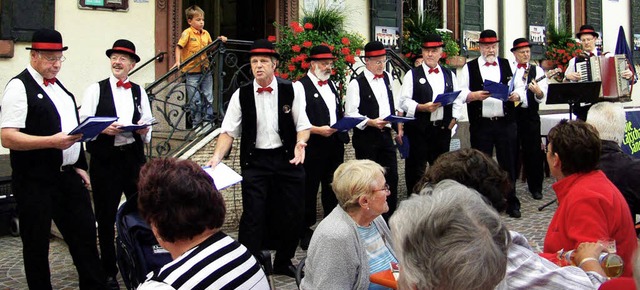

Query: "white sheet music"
(203, 163), (243, 190)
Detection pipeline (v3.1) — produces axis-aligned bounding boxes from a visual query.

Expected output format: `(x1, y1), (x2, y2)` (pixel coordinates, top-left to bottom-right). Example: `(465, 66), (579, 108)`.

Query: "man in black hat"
(79, 39), (153, 289)
(206, 39), (311, 277)
(293, 45), (347, 250)
(345, 40), (401, 220)
(509, 38), (548, 200)
(0, 28), (109, 289)
(458, 29), (521, 218)
(399, 33), (463, 193)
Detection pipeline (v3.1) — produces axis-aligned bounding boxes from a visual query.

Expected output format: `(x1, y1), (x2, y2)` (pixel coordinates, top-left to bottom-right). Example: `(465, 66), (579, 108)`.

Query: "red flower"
(355, 49), (361, 56)
(331, 69), (336, 75)
(288, 64), (296, 72)
(292, 45), (301, 52)
(268, 35), (276, 42)
(329, 45), (335, 51)
(567, 43), (575, 47)
(290, 21), (300, 29)
(304, 23), (313, 29)
(291, 57), (299, 63)
(280, 73), (289, 79)
(345, 55), (356, 64)
(341, 47), (350, 55)
(341, 37), (350, 45)
(557, 49), (566, 54)
(303, 41), (313, 48)
(301, 62), (310, 69)
(405, 52), (412, 58)
(441, 52), (447, 58)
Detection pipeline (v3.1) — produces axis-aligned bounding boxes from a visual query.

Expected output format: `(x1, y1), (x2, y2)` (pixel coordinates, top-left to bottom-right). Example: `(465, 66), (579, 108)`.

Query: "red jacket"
(541, 170), (636, 277)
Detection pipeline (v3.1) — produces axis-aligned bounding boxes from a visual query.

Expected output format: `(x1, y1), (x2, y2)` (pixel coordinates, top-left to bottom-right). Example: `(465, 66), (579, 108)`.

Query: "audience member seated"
(390, 180), (510, 290)
(417, 149), (610, 289)
(542, 120), (637, 277)
(136, 158), (269, 289)
(587, 102), (640, 223)
(300, 159), (397, 289)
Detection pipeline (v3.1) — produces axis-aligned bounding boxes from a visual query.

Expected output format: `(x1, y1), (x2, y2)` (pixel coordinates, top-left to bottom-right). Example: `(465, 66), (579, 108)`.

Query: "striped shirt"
(356, 223), (397, 290)
(137, 231), (269, 290)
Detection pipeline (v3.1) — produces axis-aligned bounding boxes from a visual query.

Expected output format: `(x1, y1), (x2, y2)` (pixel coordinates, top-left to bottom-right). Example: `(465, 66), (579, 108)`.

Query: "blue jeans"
(186, 72), (213, 126)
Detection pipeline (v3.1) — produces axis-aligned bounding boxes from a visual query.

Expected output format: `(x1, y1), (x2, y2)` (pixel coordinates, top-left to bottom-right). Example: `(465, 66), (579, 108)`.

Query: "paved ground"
(0, 178), (559, 290)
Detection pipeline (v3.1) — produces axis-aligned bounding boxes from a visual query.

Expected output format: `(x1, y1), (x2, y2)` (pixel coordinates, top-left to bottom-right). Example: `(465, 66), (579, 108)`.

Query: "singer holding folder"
(293, 45), (348, 250)
(458, 29), (521, 218)
(79, 39), (152, 289)
(399, 33), (463, 193)
(345, 41), (401, 220)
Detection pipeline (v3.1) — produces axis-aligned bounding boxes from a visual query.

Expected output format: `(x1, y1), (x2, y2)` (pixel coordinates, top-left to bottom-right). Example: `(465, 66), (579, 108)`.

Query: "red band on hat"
(479, 37), (499, 43)
(365, 49), (386, 57)
(32, 42), (63, 50)
(422, 41), (443, 47)
(311, 53), (335, 59)
(112, 46), (136, 54)
(251, 48), (277, 54)
(513, 42), (530, 49)
(580, 29), (596, 33)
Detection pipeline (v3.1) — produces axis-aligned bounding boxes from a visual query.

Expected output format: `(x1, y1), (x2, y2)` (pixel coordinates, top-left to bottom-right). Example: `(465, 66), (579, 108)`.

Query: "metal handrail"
(129, 52), (167, 76)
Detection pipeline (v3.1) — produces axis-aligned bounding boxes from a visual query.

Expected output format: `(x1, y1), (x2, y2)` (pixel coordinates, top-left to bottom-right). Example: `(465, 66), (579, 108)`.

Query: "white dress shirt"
(294, 72), (338, 126)
(345, 69), (396, 129)
(509, 63), (549, 108)
(221, 77), (311, 149)
(80, 75), (153, 146)
(458, 56), (507, 117)
(400, 63), (463, 121)
(1, 65), (81, 166)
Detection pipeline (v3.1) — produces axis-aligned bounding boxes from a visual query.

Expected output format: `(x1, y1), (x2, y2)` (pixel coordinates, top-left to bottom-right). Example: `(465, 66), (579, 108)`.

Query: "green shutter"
(526, 0), (546, 60)
(370, 0), (403, 50)
(460, 0), (483, 58)
(585, 0), (603, 34)
(1, 0), (55, 41)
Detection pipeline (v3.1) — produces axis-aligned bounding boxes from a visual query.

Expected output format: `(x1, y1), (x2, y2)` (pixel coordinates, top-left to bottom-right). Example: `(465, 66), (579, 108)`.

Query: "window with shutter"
(0, 0), (55, 42)
(460, 0), (483, 58)
(371, 0), (403, 51)
(526, 0), (546, 60)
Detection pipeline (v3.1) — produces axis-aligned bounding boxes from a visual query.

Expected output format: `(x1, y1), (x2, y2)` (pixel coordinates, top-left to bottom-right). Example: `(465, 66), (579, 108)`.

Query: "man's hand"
(289, 141), (307, 165)
(448, 118), (457, 130)
(218, 36), (228, 42)
(74, 167), (92, 190)
(621, 68), (634, 80)
(135, 121), (151, 136)
(102, 123), (124, 136)
(466, 90), (491, 102)
(565, 71), (581, 81)
(507, 92), (521, 103)
(315, 125), (337, 137)
(52, 132), (82, 150)
(418, 102), (442, 113)
(367, 118), (390, 130)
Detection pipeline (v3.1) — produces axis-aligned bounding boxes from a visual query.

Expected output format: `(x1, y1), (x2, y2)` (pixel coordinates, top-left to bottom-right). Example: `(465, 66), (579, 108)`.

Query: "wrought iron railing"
(144, 40), (411, 158)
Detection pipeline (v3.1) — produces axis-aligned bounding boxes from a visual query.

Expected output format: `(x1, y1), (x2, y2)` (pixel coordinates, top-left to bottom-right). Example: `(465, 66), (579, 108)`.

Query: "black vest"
(85, 79), (145, 161)
(299, 76), (349, 145)
(466, 57), (515, 124)
(405, 66), (454, 132)
(355, 72), (395, 118)
(10, 69), (88, 174)
(524, 65), (539, 111)
(239, 78), (297, 168)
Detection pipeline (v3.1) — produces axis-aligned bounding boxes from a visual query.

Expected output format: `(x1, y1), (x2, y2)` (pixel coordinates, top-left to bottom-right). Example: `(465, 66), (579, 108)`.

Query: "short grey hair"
(587, 101), (626, 144)
(389, 180), (511, 290)
(332, 159), (385, 212)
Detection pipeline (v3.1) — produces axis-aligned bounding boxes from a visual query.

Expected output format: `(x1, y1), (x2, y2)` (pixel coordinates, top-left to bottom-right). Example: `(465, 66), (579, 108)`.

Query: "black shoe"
(508, 209), (522, 219)
(106, 276), (120, 290)
(300, 229), (313, 250)
(273, 263), (297, 278)
(531, 191), (543, 200)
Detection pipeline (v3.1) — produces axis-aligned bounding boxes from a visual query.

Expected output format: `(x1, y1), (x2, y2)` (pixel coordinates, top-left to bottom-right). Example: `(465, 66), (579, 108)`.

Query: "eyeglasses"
(110, 55), (132, 63)
(372, 59), (388, 65)
(374, 184), (390, 193)
(38, 53), (66, 63)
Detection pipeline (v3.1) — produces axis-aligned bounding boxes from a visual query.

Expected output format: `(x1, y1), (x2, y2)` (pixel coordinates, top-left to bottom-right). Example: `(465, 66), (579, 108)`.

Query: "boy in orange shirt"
(174, 5), (227, 127)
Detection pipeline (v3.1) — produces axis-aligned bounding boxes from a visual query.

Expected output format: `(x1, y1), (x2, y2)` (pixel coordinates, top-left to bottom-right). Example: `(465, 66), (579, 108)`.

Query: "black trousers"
(12, 167), (108, 290)
(90, 145), (144, 277)
(303, 137), (343, 228)
(470, 118), (520, 212)
(516, 108), (544, 194)
(404, 122), (451, 193)
(238, 148), (305, 267)
(352, 127), (398, 220)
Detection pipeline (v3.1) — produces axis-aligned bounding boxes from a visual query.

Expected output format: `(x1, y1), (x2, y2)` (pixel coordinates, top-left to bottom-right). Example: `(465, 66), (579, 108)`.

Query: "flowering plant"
(545, 24), (582, 80)
(401, 12), (460, 67)
(272, 6), (365, 96)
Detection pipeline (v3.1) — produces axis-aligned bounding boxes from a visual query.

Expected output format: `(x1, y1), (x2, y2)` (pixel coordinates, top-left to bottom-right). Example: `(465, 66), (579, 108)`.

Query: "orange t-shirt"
(177, 26), (213, 73)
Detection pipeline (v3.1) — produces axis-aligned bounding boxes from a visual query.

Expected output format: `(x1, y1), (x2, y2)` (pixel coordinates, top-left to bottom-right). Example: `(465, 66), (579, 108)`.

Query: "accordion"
(574, 53), (631, 100)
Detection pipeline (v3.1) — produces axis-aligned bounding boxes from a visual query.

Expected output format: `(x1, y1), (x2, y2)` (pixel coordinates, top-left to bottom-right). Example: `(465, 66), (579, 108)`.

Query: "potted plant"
(402, 12), (462, 68)
(271, 6), (365, 97)
(545, 23), (582, 81)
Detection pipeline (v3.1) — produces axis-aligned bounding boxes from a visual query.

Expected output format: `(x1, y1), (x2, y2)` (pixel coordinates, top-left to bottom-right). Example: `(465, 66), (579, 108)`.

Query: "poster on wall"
(622, 110), (640, 158)
(375, 26), (400, 50)
(529, 25), (546, 44)
(463, 30), (480, 51)
(634, 34), (640, 51)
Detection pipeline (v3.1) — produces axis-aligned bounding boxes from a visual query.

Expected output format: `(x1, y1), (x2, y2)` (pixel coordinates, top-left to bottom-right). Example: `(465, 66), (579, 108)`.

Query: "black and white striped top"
(137, 231), (269, 290)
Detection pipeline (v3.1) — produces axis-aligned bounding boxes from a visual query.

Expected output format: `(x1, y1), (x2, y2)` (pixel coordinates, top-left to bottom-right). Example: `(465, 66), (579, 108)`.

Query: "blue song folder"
(396, 135), (409, 159)
(384, 115), (415, 123)
(69, 116), (118, 142)
(433, 90), (461, 106)
(484, 80), (510, 101)
(331, 116), (365, 132)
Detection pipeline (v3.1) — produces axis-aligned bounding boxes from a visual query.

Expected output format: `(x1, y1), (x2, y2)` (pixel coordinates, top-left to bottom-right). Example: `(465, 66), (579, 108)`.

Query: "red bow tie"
(517, 63), (527, 69)
(43, 78), (56, 86)
(428, 67), (439, 74)
(257, 86), (273, 94)
(117, 80), (132, 89)
(373, 74), (385, 79)
(484, 61), (497, 67)
(318, 80), (328, 86)
(589, 52), (596, 57)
